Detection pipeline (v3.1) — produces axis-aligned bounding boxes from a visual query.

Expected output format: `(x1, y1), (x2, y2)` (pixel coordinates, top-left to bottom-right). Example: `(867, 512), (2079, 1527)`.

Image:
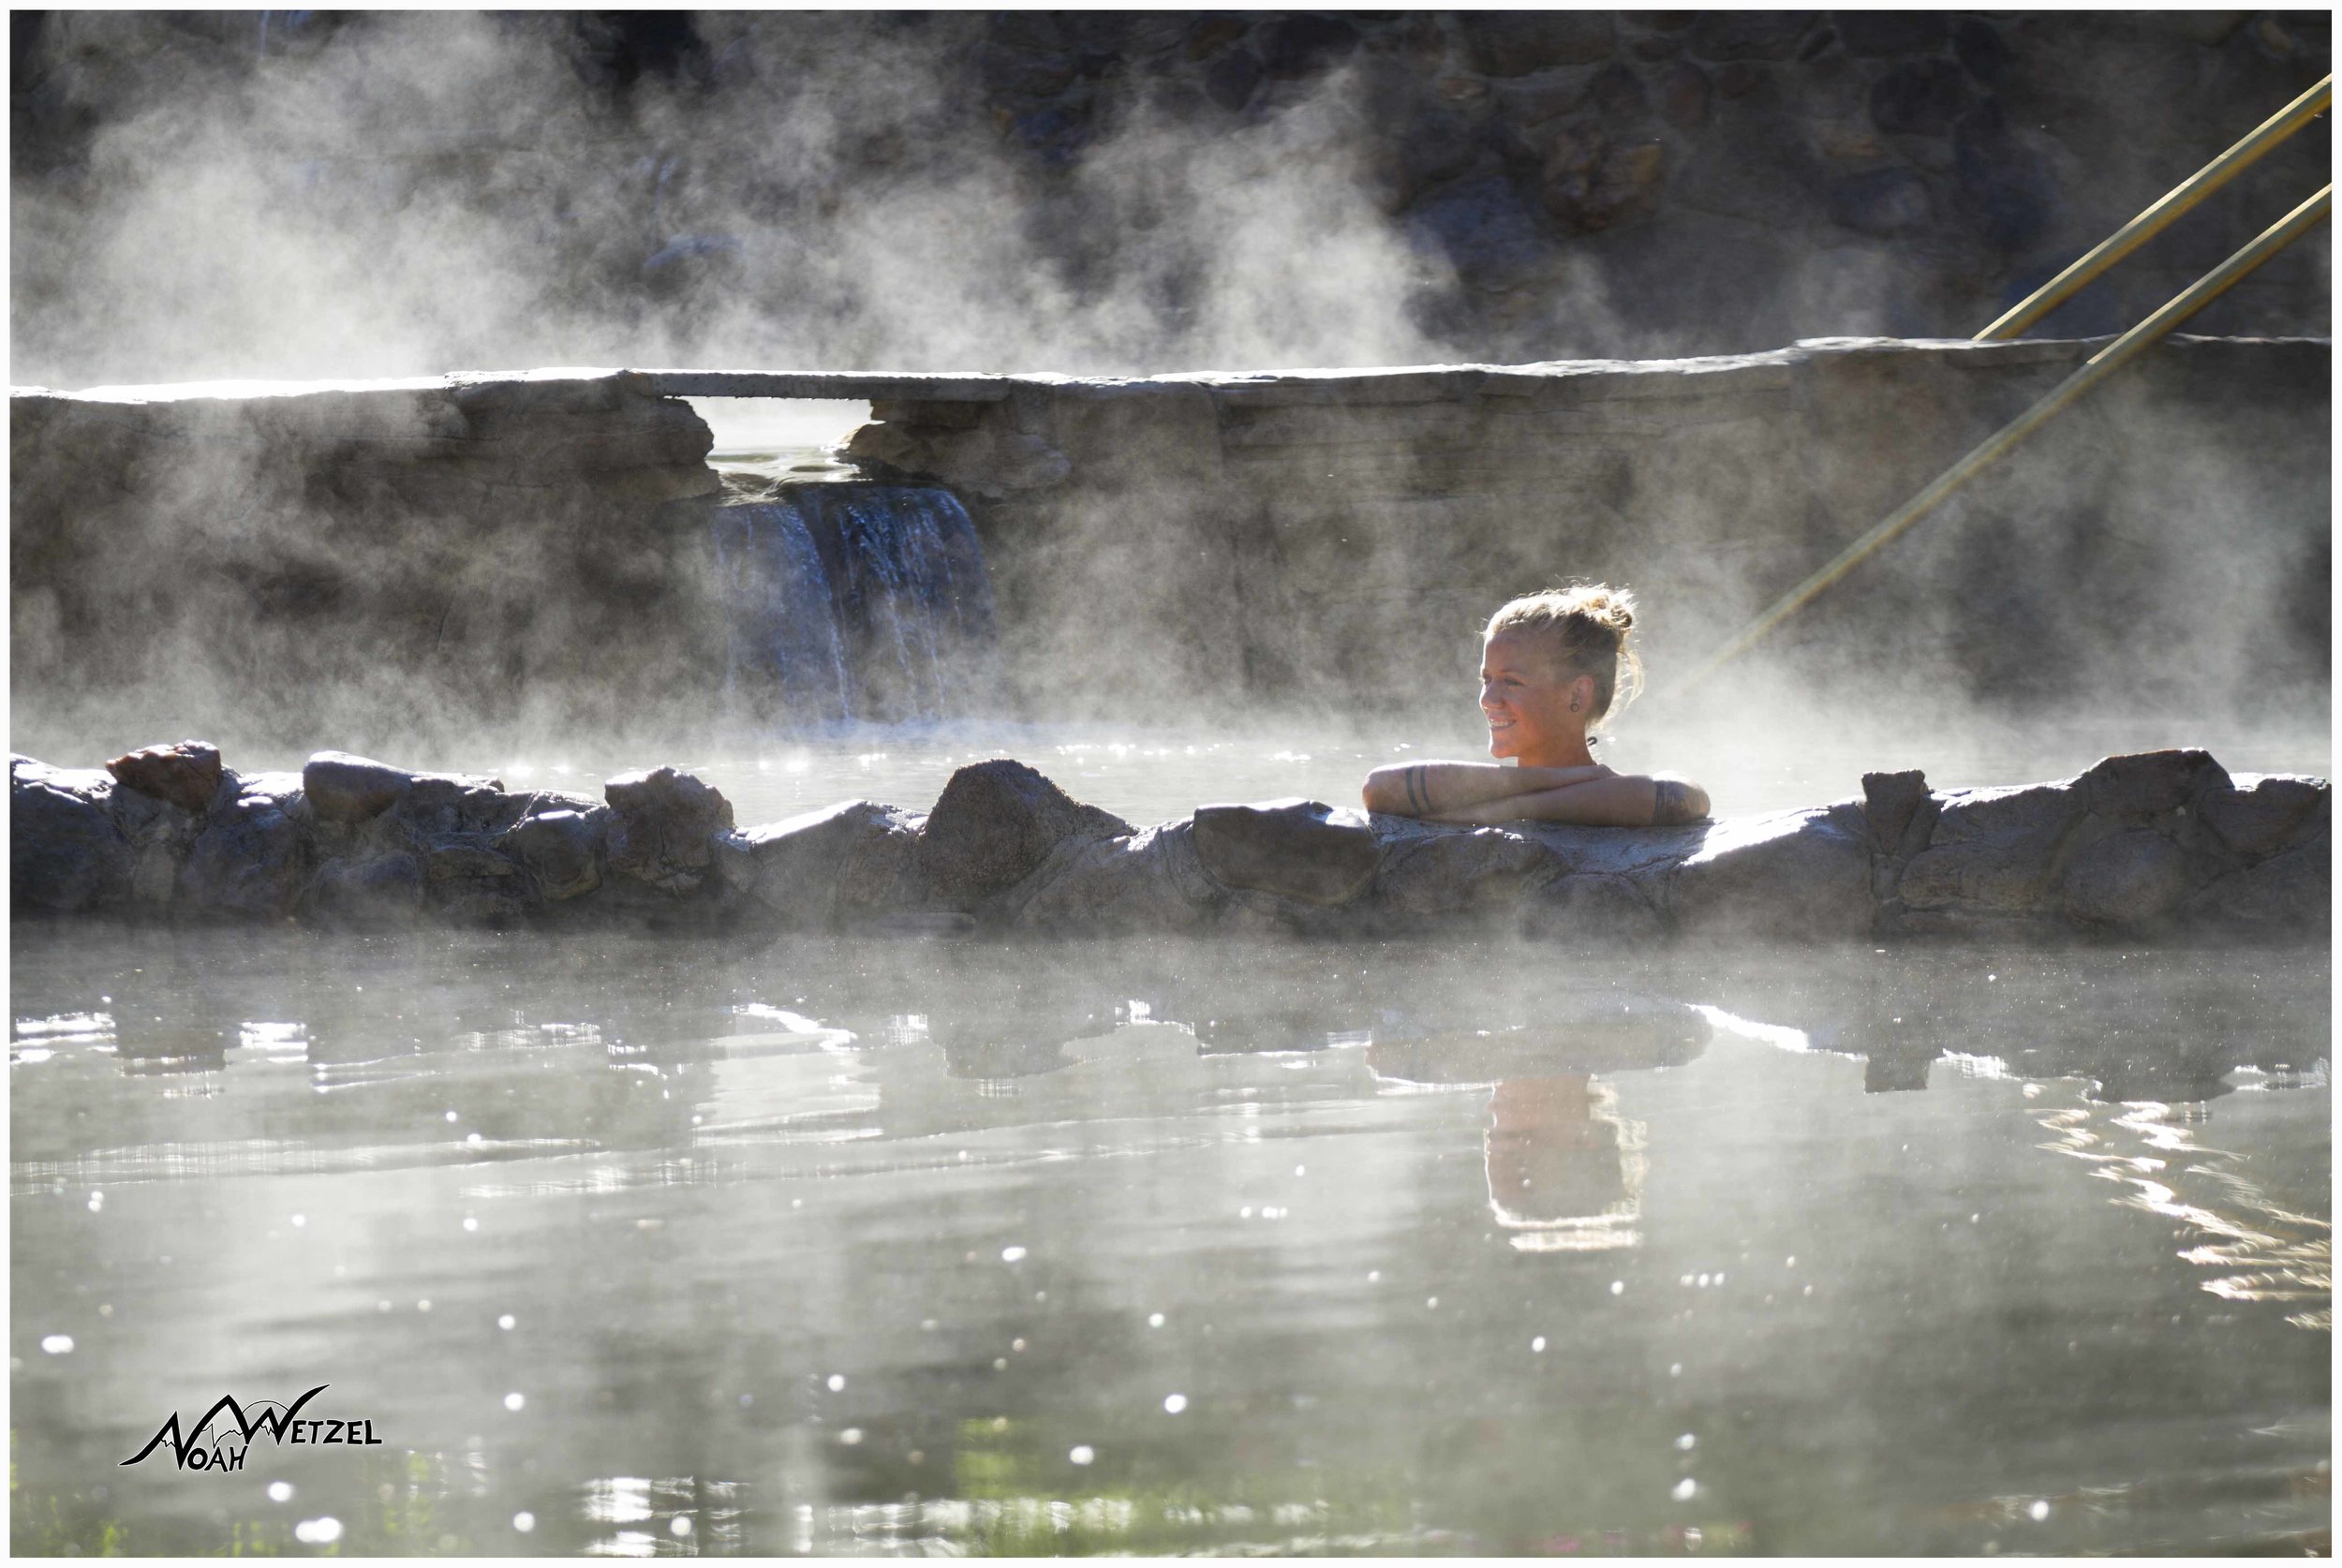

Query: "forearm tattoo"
(1404, 763), (1431, 815)
(1653, 780), (1701, 825)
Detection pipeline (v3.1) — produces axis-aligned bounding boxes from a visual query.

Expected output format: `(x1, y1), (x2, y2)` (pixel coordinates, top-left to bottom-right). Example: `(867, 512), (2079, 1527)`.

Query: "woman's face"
(1480, 629), (1591, 764)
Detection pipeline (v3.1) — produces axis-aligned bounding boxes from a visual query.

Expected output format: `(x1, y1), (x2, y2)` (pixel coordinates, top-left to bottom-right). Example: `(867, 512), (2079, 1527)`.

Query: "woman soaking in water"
(1362, 584), (1711, 828)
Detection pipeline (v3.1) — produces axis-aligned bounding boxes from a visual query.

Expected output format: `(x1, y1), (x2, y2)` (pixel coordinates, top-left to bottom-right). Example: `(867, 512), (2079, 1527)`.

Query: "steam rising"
(12, 12), (1457, 385)
(8, 14), (2330, 797)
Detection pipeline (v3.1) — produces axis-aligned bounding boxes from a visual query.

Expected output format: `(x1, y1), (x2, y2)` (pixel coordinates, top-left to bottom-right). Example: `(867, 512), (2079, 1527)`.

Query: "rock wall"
(12, 333), (2331, 747)
(8, 373), (719, 755)
(12, 13), (2329, 377)
(843, 334), (2332, 719)
(13, 744), (2329, 945)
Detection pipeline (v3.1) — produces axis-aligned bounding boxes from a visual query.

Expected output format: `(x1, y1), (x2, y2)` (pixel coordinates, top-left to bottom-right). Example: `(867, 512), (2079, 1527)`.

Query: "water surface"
(10, 925), (2328, 1555)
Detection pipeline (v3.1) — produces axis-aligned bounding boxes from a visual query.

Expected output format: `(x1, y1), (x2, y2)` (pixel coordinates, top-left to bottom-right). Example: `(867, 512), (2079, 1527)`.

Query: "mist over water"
(9, 11), (2329, 803)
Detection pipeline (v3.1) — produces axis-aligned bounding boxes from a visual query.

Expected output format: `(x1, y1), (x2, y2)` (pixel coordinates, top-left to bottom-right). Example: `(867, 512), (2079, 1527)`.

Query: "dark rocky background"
(9, 10), (2333, 384)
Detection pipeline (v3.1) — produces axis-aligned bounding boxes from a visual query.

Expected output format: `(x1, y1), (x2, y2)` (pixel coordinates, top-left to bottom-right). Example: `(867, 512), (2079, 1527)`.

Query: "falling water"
(707, 481), (1000, 726)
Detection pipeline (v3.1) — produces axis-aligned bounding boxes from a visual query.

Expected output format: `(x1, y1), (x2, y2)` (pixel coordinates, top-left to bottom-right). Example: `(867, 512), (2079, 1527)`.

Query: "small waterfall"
(709, 500), (856, 722)
(707, 481), (999, 726)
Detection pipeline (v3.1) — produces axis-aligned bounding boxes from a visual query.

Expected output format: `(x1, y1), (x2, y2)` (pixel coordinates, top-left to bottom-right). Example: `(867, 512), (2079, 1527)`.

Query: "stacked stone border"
(13, 744), (2327, 943)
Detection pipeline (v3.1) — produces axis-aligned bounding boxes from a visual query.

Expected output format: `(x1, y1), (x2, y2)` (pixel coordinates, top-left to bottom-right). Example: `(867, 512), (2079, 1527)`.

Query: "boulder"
(395, 773), (521, 836)
(1655, 60), (1712, 128)
(1950, 18), (2013, 85)
(307, 852), (424, 925)
(2077, 748), (2231, 821)
(1860, 769), (1934, 857)
(1193, 799), (1382, 905)
(106, 739), (222, 813)
(2059, 828), (2194, 928)
(915, 759), (1134, 911)
(1258, 13), (1360, 78)
(604, 766), (735, 895)
(2197, 774), (2324, 861)
(11, 758), (133, 912)
(177, 794), (304, 919)
(1862, 767), (1940, 904)
(497, 807), (606, 900)
(423, 839), (522, 882)
(1009, 822), (1226, 934)
(304, 751), (418, 823)
(2180, 821), (2330, 939)
(719, 799), (921, 925)
(97, 772), (206, 910)
(1896, 778), (2085, 918)
(1668, 803), (1872, 939)
(1519, 872), (1667, 942)
(1374, 824), (1564, 918)
(1834, 10), (1948, 56)
(1459, 12), (1617, 75)
(1687, 10), (1819, 61)
(1869, 58), (1969, 136)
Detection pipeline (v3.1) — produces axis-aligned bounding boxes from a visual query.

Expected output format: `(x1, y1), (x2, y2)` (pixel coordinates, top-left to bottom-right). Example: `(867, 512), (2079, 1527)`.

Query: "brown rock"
(2180, 823), (2330, 939)
(1669, 803), (1872, 939)
(916, 759), (1133, 910)
(498, 807), (606, 901)
(304, 751), (417, 824)
(1656, 60), (1711, 127)
(1010, 823), (1225, 934)
(1193, 799), (1381, 906)
(1520, 872), (1666, 942)
(176, 795), (304, 919)
(604, 766), (735, 895)
(1860, 769), (1934, 855)
(720, 799), (923, 925)
(1459, 12), (1618, 77)
(2077, 748), (2231, 820)
(1688, 10), (1819, 61)
(106, 739), (222, 813)
(11, 758), (133, 912)
(1376, 826), (1563, 918)
(1896, 780), (2084, 916)
(2059, 828), (2194, 927)
(2197, 775), (2324, 860)
(424, 839), (521, 881)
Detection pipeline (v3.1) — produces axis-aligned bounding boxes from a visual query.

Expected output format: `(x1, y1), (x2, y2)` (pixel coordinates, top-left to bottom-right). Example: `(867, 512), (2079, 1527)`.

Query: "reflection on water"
(9, 925), (2329, 1555)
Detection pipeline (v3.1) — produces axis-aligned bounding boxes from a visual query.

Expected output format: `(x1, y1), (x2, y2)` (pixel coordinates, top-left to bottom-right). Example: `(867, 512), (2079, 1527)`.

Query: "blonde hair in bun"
(1484, 582), (1644, 729)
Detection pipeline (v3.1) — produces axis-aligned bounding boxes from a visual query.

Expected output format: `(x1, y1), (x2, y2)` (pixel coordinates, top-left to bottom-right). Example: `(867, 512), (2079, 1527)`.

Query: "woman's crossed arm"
(1362, 761), (1709, 827)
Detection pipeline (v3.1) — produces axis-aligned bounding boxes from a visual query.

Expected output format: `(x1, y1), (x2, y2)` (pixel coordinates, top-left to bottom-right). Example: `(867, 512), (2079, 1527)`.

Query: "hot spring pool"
(9, 921), (2328, 1555)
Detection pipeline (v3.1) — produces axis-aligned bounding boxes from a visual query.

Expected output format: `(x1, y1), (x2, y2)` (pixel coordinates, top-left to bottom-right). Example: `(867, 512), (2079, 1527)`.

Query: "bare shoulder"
(1651, 777), (1712, 825)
